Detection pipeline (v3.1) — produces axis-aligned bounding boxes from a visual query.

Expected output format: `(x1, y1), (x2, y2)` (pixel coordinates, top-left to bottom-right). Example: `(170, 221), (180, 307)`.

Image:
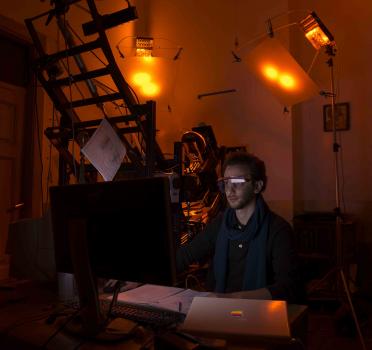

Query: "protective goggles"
(217, 176), (252, 193)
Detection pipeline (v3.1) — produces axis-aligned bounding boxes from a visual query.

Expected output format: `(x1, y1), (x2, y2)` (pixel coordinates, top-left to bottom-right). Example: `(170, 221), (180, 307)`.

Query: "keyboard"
(66, 299), (185, 328)
(106, 300), (186, 328)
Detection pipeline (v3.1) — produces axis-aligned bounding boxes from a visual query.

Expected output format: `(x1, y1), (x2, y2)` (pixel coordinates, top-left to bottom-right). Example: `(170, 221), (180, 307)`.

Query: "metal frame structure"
(25, 0), (163, 184)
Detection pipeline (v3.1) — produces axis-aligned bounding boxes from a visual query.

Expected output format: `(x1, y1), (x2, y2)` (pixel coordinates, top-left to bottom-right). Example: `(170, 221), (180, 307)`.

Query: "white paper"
(81, 119), (126, 181)
(112, 284), (211, 314)
(116, 284), (184, 304)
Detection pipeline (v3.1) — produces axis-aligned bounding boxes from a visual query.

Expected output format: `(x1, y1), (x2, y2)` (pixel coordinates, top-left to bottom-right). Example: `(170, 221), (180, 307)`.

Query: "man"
(176, 152), (301, 302)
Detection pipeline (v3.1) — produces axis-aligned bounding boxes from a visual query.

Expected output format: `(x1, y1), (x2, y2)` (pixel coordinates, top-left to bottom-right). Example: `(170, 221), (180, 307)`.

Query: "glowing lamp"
(135, 37), (153, 57)
(300, 12), (335, 50)
(244, 37), (319, 106)
(117, 36), (181, 102)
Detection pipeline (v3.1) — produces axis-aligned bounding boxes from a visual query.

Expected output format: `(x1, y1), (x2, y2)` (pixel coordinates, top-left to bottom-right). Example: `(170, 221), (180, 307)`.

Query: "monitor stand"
(64, 219), (137, 341)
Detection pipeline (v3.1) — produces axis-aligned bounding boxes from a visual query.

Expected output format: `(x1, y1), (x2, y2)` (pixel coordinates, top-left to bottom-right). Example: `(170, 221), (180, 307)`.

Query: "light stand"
(296, 12), (367, 348)
(312, 44), (367, 350)
(241, 10), (367, 348)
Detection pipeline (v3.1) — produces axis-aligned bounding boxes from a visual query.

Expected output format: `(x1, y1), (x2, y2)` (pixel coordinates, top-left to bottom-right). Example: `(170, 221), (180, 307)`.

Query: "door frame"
(0, 13), (45, 219)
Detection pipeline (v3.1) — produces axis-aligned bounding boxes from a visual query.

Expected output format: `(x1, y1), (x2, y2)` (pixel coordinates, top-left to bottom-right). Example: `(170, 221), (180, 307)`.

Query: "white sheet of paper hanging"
(81, 118), (126, 181)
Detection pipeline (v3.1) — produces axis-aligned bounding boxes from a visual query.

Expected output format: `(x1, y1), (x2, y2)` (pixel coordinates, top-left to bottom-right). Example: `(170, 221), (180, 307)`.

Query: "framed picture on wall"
(323, 102), (350, 132)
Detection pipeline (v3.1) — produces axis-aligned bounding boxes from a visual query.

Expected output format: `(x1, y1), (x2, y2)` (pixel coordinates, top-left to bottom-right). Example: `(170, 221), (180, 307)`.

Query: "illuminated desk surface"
(0, 281), (307, 350)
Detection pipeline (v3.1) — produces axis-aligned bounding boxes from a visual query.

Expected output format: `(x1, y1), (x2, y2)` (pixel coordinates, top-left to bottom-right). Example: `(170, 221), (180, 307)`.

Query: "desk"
(0, 281), (146, 350)
(0, 281), (308, 350)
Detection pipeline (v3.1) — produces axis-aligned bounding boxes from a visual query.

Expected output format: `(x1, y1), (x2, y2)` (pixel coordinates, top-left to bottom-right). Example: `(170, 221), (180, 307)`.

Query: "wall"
(290, 0), (372, 242)
(137, 0), (293, 220)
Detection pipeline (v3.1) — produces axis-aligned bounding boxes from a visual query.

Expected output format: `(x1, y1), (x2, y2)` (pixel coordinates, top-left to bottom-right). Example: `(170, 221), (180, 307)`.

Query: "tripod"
(309, 45), (367, 350)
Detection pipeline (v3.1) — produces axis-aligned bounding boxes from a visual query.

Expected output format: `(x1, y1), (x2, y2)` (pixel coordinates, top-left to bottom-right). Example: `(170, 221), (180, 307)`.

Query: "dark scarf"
(213, 195), (271, 293)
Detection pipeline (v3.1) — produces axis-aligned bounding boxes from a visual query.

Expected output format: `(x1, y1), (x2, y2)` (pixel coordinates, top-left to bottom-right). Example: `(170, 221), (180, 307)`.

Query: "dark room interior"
(0, 1), (371, 349)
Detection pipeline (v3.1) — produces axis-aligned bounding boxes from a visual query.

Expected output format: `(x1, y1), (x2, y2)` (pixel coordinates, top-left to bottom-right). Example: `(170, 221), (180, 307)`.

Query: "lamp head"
(136, 37), (154, 57)
(300, 11), (335, 50)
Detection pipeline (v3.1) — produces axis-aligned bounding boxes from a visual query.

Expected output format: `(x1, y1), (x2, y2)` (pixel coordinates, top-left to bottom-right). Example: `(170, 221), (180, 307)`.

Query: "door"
(0, 81), (25, 279)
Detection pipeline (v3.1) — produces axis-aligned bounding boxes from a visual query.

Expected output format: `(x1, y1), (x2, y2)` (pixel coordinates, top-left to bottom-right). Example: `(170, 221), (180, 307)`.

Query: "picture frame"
(323, 102), (350, 132)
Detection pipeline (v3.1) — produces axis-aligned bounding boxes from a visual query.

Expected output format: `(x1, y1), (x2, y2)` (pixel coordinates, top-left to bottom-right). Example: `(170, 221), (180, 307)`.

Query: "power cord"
(40, 308), (81, 349)
(289, 337), (307, 350)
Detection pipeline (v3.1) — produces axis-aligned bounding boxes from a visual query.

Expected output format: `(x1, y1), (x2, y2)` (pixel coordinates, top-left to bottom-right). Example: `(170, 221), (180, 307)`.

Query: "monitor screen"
(50, 176), (177, 286)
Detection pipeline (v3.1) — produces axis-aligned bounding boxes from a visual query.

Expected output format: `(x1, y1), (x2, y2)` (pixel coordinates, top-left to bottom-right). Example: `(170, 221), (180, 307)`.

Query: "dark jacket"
(177, 208), (303, 303)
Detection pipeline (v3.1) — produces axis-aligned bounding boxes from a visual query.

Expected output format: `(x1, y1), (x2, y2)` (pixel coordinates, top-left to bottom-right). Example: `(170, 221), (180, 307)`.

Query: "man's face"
(223, 164), (257, 210)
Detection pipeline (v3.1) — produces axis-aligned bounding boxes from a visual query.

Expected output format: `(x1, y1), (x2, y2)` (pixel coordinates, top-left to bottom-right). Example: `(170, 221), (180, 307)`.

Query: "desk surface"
(0, 281), (307, 350)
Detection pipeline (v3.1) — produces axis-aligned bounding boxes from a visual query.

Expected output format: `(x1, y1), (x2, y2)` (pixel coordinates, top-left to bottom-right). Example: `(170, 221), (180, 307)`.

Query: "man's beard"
(227, 190), (256, 210)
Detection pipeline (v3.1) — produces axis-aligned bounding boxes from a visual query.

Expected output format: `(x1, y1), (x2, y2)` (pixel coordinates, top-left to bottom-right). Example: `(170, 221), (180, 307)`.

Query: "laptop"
(180, 297), (291, 346)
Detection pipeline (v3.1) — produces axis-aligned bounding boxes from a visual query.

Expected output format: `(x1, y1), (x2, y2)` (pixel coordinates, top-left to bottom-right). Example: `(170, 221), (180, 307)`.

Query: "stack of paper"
(111, 284), (211, 314)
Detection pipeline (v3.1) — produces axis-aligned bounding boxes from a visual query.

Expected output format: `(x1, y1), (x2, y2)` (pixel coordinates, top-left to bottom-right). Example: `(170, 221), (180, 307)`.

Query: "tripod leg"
(340, 269), (367, 350)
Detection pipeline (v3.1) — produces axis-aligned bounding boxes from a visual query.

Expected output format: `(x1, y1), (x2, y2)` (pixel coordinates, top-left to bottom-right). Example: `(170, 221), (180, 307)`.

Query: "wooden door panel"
(0, 101), (16, 144)
(0, 157), (13, 256)
(0, 82), (25, 264)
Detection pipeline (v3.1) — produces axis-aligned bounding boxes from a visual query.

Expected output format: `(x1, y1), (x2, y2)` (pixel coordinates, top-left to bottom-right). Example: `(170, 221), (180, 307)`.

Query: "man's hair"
(222, 151), (267, 192)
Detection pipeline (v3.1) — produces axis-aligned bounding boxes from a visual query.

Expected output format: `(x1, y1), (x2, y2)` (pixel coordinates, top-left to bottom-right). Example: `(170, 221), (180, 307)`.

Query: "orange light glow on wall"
(141, 56), (154, 63)
(131, 71), (160, 97)
(141, 81), (160, 96)
(117, 37), (180, 103)
(132, 72), (151, 86)
(119, 56), (178, 102)
(244, 37), (319, 106)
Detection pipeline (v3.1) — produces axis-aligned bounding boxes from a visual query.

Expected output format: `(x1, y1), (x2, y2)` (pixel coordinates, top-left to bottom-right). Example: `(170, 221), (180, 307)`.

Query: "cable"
(63, 13), (78, 180)
(289, 337), (307, 350)
(333, 51), (347, 214)
(71, 339), (86, 350)
(45, 105), (57, 207)
(59, 59), (86, 100)
(307, 50), (320, 74)
(65, 21), (107, 66)
(40, 308), (81, 349)
(269, 9), (311, 22)
(184, 274), (204, 291)
(72, 3), (90, 14)
(33, 71), (45, 215)
(65, 17), (141, 122)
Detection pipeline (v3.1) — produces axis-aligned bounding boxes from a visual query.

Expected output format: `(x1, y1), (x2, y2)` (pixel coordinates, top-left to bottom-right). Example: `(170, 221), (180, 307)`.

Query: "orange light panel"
(278, 74), (296, 90)
(243, 37), (319, 106)
(263, 65), (279, 80)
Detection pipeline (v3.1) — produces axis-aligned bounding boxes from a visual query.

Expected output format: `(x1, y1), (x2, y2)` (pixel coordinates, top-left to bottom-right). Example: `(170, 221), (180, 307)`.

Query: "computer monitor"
(50, 176), (177, 286)
(49, 176), (177, 337)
